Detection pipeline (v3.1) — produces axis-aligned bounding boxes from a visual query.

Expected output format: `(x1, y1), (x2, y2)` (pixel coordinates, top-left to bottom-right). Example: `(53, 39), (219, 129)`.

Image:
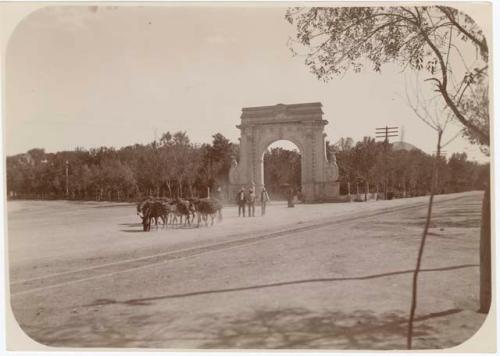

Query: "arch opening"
(262, 140), (302, 201)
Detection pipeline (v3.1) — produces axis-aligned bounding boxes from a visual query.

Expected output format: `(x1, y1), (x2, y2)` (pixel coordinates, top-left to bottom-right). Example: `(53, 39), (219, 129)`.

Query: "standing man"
(247, 188), (256, 217)
(214, 184), (222, 200)
(287, 186), (295, 208)
(237, 186), (246, 217)
(260, 185), (271, 216)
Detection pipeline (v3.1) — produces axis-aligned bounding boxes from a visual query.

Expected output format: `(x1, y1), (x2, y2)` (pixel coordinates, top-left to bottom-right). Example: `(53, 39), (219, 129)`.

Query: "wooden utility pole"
(375, 126), (398, 199)
(65, 160), (69, 198)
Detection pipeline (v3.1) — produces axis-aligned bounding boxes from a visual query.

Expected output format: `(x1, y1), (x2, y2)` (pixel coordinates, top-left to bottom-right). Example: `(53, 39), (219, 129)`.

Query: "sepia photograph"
(1, 1), (495, 352)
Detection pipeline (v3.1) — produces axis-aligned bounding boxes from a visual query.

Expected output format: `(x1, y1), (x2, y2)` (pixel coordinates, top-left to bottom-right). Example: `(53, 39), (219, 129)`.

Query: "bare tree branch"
(437, 6), (488, 60)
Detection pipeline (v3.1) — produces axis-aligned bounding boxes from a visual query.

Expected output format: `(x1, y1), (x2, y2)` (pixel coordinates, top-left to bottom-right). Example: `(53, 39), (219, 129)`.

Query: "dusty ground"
(7, 192), (487, 350)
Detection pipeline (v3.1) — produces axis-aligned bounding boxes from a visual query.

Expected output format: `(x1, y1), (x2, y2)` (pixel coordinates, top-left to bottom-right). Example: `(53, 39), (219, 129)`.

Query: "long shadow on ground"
(20, 264), (480, 349)
(86, 264), (478, 308)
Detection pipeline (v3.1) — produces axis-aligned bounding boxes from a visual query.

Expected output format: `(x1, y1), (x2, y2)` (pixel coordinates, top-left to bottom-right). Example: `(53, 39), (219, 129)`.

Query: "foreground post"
(479, 182), (491, 313)
(407, 130), (442, 349)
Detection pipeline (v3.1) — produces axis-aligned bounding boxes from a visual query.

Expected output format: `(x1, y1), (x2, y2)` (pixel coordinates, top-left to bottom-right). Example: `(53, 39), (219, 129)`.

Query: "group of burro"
(137, 196), (223, 231)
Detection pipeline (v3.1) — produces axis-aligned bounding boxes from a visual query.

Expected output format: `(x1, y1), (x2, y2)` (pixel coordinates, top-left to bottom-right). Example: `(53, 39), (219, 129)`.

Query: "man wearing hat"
(247, 187), (256, 217)
(260, 185), (271, 216)
(237, 186), (246, 217)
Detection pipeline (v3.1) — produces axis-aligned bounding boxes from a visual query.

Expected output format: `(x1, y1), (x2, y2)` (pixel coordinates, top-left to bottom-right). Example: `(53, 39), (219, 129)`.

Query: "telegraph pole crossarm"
(375, 126), (399, 199)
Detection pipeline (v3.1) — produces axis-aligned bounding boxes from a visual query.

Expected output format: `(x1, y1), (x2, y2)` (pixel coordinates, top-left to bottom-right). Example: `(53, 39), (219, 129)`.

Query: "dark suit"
(237, 190), (246, 217)
(247, 191), (256, 217)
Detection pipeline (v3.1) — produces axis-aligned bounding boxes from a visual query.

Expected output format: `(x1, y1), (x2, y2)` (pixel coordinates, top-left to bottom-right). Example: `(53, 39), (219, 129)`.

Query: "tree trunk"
(479, 181), (491, 313)
(167, 182), (172, 198)
(407, 130), (442, 349)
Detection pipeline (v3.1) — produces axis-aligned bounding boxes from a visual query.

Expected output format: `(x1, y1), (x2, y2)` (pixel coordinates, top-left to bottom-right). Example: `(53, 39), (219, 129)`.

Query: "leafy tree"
(286, 5), (491, 329)
(447, 152), (470, 191)
(27, 148), (46, 165)
(351, 137), (380, 192)
(206, 133), (239, 187)
(332, 137), (356, 194)
(286, 6), (489, 145)
(172, 131), (190, 146)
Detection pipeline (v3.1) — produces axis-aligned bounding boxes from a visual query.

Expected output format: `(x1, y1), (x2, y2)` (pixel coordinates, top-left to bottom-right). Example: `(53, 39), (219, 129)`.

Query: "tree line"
(329, 137), (488, 198)
(6, 132), (238, 201)
(6, 133), (487, 202)
(261, 137), (488, 200)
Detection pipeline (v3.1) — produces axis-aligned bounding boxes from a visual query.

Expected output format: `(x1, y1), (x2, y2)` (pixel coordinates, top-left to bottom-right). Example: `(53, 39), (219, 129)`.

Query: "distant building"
(391, 141), (422, 152)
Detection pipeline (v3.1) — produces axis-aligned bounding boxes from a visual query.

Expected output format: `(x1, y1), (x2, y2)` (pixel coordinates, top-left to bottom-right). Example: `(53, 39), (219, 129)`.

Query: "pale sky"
(5, 5), (489, 162)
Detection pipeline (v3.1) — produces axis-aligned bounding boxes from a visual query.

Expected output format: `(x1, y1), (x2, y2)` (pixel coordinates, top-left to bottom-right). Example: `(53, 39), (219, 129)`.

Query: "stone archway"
(229, 102), (339, 202)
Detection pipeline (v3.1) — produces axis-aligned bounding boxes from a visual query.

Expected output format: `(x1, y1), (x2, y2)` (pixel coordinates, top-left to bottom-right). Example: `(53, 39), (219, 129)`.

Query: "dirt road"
(7, 192), (486, 349)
